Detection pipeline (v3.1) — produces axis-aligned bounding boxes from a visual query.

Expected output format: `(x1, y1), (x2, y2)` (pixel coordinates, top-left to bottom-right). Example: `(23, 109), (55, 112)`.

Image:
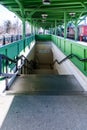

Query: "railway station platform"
(0, 35), (87, 130)
(1, 0), (87, 129)
(1, 95), (87, 130)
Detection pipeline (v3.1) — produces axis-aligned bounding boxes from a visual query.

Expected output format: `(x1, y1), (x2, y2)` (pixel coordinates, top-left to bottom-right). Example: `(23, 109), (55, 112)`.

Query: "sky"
(0, 4), (21, 25)
(0, 4), (86, 26)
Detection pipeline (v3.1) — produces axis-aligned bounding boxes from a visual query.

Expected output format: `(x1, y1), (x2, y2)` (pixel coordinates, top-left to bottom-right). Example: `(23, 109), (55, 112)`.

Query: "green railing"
(0, 35), (35, 73)
(35, 34), (51, 41)
(1, 34), (87, 76)
(51, 35), (87, 76)
(35, 34), (87, 76)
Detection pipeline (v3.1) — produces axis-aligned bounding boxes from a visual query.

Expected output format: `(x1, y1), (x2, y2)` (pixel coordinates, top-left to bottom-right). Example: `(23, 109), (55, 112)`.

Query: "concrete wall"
(52, 43), (87, 91)
(27, 45), (35, 61)
(35, 42), (53, 65)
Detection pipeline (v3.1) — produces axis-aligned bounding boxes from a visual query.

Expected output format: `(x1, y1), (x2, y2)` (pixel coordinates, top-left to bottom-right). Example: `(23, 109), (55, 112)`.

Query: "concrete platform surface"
(1, 95), (87, 130)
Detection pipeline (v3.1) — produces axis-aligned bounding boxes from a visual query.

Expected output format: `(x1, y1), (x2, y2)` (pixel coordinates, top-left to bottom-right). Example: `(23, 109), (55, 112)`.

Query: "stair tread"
(6, 74), (84, 95)
(32, 69), (58, 74)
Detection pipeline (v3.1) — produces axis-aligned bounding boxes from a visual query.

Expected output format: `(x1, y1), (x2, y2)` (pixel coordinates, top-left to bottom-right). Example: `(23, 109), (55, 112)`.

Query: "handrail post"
(22, 18), (26, 52)
(16, 56), (18, 72)
(0, 55), (2, 75)
(6, 59), (9, 90)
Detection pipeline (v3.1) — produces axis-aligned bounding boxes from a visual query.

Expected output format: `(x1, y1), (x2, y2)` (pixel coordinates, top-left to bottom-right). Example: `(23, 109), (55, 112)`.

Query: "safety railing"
(17, 55), (36, 74)
(0, 54), (34, 91)
(50, 53), (87, 67)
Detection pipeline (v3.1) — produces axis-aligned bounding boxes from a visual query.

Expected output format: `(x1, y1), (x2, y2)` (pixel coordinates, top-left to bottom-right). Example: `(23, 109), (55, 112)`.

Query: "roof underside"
(1, 0), (87, 29)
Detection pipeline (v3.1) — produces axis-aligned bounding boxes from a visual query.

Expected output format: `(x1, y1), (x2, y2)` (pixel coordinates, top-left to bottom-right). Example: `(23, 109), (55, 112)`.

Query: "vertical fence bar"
(22, 18), (26, 52)
(0, 55), (2, 75)
(5, 59), (9, 90)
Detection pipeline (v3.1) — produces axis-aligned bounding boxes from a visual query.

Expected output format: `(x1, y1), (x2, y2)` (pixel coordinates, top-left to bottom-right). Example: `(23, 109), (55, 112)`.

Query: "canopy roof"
(1, 0), (87, 29)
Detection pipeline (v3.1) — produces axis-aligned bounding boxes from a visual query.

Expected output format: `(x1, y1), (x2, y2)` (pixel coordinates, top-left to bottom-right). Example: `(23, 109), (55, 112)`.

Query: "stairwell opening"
(21, 41), (58, 75)
(5, 41), (85, 95)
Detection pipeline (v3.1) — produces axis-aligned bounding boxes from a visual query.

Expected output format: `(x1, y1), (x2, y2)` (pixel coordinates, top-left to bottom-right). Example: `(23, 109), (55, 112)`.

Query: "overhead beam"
(15, 0), (25, 18)
(7, 7), (87, 13)
(28, 5), (42, 17)
(80, 2), (87, 8)
(24, 8), (87, 13)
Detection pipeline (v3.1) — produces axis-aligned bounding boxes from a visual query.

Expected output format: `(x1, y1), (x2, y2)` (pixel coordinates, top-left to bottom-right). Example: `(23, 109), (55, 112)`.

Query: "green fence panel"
(60, 39), (65, 52)
(0, 47), (7, 73)
(84, 49), (87, 71)
(0, 35), (35, 73)
(57, 37), (61, 48)
(51, 35), (87, 76)
(71, 43), (85, 73)
(35, 34), (51, 41)
(65, 40), (72, 55)
(6, 43), (18, 58)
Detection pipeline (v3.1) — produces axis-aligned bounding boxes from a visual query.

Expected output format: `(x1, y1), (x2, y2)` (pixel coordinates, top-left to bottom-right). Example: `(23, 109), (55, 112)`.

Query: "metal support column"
(43, 27), (45, 34)
(51, 24), (53, 34)
(64, 12), (67, 39)
(75, 19), (78, 41)
(34, 22), (36, 34)
(22, 18), (26, 51)
(32, 21), (34, 34)
(0, 55), (2, 75)
(31, 20), (33, 34)
(55, 20), (57, 35)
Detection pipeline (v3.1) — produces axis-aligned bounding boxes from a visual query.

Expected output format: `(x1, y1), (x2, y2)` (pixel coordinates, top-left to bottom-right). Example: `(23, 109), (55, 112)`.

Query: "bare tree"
(4, 20), (12, 33)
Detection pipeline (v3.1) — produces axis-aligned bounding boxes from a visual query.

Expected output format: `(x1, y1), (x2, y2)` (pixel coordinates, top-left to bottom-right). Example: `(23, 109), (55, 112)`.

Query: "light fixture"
(42, 19), (46, 23)
(69, 12), (76, 17)
(43, 0), (50, 5)
(42, 14), (48, 19)
(42, 14), (48, 17)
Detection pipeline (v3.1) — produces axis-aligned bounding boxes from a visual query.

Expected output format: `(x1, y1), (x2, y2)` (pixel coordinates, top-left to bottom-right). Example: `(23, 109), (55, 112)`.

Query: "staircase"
(20, 42), (58, 75)
(5, 42), (84, 95)
(6, 74), (84, 95)
(32, 69), (57, 74)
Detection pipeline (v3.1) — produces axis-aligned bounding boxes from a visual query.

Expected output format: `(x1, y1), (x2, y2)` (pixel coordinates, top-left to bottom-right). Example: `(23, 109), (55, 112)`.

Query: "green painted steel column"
(49, 27), (51, 34)
(22, 18), (26, 39)
(22, 18), (26, 51)
(55, 20), (57, 35)
(35, 21), (38, 34)
(49, 28), (51, 34)
(43, 27), (45, 34)
(36, 24), (38, 34)
(34, 22), (37, 34)
(51, 24), (53, 34)
(35, 22), (37, 34)
(75, 19), (78, 41)
(31, 19), (33, 34)
(64, 12), (67, 38)
(33, 21), (35, 34)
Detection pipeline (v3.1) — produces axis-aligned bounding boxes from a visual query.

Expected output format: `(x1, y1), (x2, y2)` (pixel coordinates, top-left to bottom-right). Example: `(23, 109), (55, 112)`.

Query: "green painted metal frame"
(51, 35), (87, 76)
(1, 34), (87, 76)
(36, 34), (87, 76)
(0, 35), (35, 73)
(35, 34), (51, 41)
(1, 0), (87, 30)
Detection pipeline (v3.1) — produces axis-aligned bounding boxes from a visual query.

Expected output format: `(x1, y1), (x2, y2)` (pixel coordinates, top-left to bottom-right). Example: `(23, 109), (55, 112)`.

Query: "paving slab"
(1, 95), (87, 130)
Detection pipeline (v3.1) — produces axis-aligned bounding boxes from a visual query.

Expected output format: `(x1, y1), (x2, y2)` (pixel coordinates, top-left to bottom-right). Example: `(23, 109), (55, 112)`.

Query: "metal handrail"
(0, 54), (18, 90)
(0, 54), (16, 63)
(51, 53), (87, 66)
(0, 54), (31, 90)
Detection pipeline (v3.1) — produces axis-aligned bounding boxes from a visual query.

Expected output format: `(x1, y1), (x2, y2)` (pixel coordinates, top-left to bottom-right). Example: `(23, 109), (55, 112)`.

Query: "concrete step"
(38, 64), (52, 69)
(6, 74), (84, 95)
(32, 69), (58, 74)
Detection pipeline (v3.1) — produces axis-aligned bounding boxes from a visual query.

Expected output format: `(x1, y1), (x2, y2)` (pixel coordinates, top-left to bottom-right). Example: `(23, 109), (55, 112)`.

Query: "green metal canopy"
(1, 0), (87, 29)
